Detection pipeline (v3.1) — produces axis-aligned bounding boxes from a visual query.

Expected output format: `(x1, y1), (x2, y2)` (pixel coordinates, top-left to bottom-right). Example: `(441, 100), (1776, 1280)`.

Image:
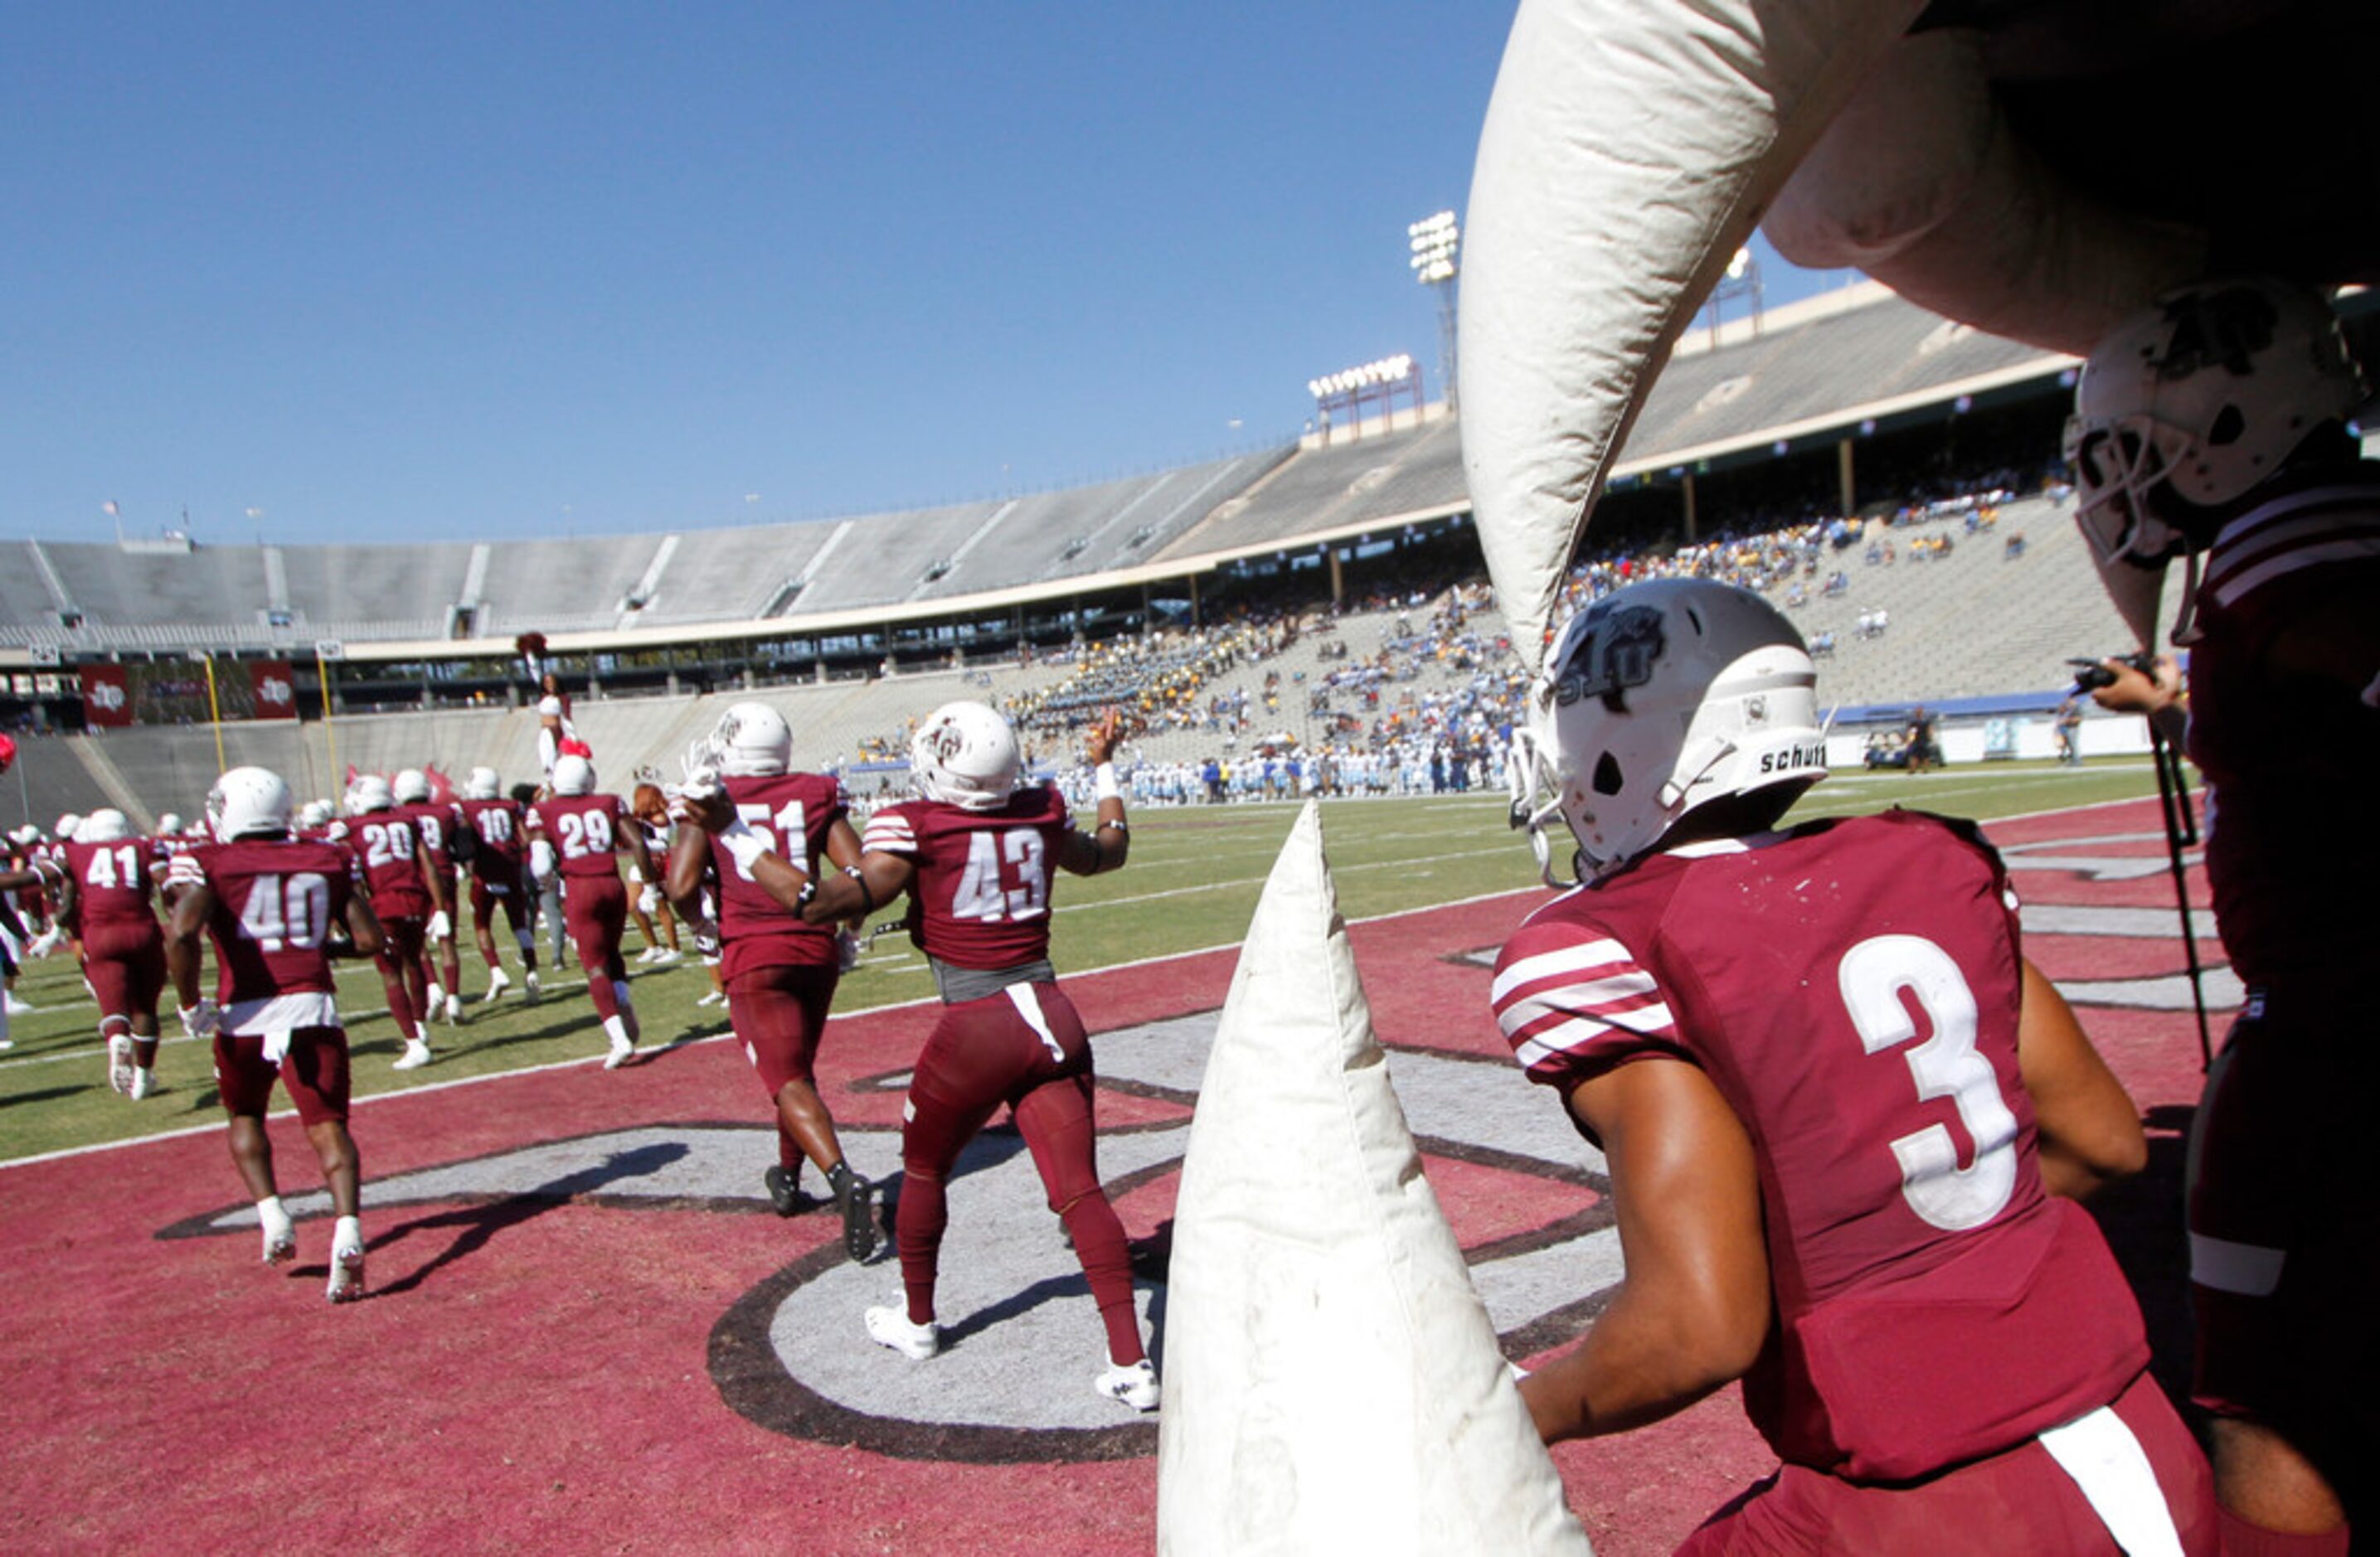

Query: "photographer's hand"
(2086, 654), (2180, 716)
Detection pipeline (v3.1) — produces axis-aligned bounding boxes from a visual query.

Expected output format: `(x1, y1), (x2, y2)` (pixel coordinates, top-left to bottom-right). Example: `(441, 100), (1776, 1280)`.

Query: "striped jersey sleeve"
(2203, 483), (2380, 619)
(1491, 915), (1678, 1089)
(861, 804), (918, 856)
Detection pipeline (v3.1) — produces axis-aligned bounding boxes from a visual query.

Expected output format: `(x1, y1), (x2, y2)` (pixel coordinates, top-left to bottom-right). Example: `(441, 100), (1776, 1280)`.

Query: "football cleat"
(864, 1304), (940, 1361)
(107, 1032), (136, 1096)
(651, 948), (682, 966)
(129, 1066), (156, 1101)
(483, 967), (512, 1004)
(764, 1165), (803, 1218)
(604, 1032), (636, 1070)
(1095, 1358), (1161, 1413)
(425, 982), (447, 1016)
(444, 992), (464, 1024)
(326, 1240), (366, 1303)
(829, 1165), (880, 1263)
(696, 988), (725, 1007)
(260, 1205), (297, 1266)
(524, 970), (542, 997)
(392, 1039), (433, 1071)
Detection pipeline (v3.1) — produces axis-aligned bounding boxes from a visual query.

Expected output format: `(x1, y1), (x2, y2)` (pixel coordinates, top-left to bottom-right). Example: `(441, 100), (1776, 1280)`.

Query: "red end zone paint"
(0, 798), (2219, 1556)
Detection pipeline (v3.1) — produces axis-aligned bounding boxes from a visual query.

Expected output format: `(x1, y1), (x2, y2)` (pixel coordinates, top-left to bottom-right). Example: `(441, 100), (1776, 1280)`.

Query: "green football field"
(0, 757), (2167, 1165)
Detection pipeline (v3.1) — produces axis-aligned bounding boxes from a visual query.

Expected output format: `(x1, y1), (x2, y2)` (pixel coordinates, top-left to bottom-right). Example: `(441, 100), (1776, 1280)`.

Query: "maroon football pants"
(895, 980), (1143, 1365)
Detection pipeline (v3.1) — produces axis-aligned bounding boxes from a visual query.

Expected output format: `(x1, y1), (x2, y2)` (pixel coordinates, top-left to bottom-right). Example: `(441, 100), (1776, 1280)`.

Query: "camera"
(2067, 652), (2157, 692)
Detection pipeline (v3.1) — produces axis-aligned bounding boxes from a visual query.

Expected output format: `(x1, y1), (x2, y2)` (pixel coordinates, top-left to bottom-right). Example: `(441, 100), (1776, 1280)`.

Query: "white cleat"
(1095, 1358), (1161, 1413)
(524, 970), (542, 998)
(864, 1305), (941, 1361)
(326, 1240), (366, 1303)
(634, 946), (662, 965)
(695, 989), (725, 1007)
(260, 1207), (297, 1266)
(483, 967), (512, 1004)
(444, 992), (464, 1024)
(604, 1033), (636, 1070)
(425, 982), (446, 1016)
(4, 992), (34, 1016)
(107, 1032), (136, 1095)
(392, 1039), (433, 1071)
(129, 1066), (157, 1101)
(651, 948), (683, 966)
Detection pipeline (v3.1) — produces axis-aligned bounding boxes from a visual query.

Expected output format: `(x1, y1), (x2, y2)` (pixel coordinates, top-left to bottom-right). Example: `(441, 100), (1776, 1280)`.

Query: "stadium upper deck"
(4, 282), (2072, 667)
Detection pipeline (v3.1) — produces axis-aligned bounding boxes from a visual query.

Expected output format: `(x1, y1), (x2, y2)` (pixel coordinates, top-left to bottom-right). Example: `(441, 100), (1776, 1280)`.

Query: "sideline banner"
(248, 660), (298, 720)
(81, 665), (134, 728)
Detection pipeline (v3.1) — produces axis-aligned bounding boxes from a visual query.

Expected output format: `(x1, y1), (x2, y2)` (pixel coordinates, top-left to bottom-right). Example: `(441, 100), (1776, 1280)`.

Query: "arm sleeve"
(1493, 915), (1683, 1091)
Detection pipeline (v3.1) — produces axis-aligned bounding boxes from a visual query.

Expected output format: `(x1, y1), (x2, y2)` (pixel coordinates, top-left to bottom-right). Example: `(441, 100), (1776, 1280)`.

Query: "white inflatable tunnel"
(1156, 803), (1589, 1555)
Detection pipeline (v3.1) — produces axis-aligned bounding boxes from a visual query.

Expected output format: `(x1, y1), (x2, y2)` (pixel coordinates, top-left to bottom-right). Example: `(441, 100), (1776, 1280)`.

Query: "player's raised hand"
(1085, 708), (1124, 766)
(669, 787), (736, 834)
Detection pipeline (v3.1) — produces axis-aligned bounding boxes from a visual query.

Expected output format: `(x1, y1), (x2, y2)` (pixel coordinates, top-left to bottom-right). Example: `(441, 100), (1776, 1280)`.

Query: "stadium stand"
(7, 279), (2159, 827)
(1157, 415), (1468, 561)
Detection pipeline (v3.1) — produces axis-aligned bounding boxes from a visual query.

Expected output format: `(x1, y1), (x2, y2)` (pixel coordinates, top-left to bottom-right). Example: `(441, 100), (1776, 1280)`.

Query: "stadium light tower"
(1408, 210), (1460, 412)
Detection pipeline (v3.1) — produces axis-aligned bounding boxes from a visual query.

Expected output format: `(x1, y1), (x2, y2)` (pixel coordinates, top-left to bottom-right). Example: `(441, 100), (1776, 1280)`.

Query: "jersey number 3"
(1838, 934), (2018, 1231)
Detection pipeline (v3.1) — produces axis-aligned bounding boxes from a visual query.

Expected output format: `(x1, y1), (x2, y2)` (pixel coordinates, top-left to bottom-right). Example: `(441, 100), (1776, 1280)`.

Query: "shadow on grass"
(362, 1138), (692, 1298)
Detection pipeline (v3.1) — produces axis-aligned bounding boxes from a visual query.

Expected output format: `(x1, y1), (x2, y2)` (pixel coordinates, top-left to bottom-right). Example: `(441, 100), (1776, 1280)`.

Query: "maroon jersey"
(2179, 467), (2380, 984)
(344, 809), (434, 920)
(863, 783), (1074, 971)
(532, 792), (631, 880)
(709, 772), (847, 978)
(460, 797), (528, 879)
(1494, 810), (2147, 1483)
(192, 837), (354, 1005)
(395, 801), (465, 871)
(64, 837), (162, 933)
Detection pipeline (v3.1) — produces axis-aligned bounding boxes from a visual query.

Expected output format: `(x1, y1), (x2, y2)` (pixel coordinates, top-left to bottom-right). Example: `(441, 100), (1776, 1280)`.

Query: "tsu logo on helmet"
(1553, 603), (1665, 709)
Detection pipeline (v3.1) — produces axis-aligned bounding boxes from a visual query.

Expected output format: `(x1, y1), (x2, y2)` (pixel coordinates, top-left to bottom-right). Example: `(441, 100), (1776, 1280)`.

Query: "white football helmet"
(2066, 278), (2366, 642)
(464, 766), (502, 801)
(394, 768), (432, 804)
(158, 812), (184, 837)
(7, 825), (39, 846)
(298, 799), (333, 830)
(348, 774), (395, 815)
(551, 754), (597, 796)
(712, 702), (794, 778)
(206, 767), (294, 842)
(1508, 580), (1828, 885)
(78, 808), (130, 843)
(911, 701), (1022, 812)
(56, 812), (82, 842)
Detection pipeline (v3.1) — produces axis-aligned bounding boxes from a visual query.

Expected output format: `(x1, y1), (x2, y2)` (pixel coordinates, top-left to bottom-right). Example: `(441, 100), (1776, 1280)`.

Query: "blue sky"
(4, 4), (1855, 547)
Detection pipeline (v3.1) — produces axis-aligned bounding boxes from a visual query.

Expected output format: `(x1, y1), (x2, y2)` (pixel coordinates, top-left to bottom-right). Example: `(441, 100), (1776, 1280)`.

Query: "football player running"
(56, 809), (169, 1099)
(165, 768), (386, 1302)
(2067, 278), (2379, 1554)
(457, 767), (539, 1002)
(1497, 580), (2214, 1551)
(664, 703), (877, 1260)
(344, 774), (447, 1072)
(531, 754), (657, 1069)
(391, 768), (468, 1022)
(679, 701), (1158, 1412)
